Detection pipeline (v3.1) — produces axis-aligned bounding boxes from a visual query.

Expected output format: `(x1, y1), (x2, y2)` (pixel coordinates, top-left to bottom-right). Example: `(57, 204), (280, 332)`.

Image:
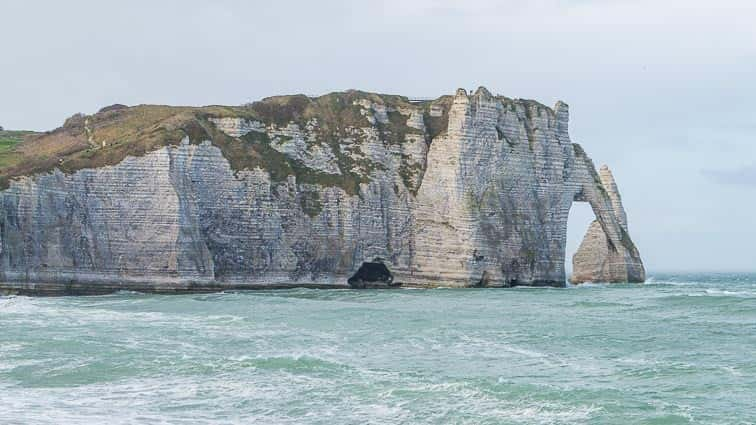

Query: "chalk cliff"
(570, 165), (645, 283)
(0, 87), (644, 294)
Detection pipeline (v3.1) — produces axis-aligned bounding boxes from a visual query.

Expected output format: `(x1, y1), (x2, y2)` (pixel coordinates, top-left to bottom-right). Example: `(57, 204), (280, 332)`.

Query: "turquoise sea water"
(2, 273), (756, 424)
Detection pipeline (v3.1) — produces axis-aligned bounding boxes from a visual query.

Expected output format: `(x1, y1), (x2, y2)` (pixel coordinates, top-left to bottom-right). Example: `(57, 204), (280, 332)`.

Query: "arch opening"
(347, 261), (397, 288)
(565, 201), (595, 279)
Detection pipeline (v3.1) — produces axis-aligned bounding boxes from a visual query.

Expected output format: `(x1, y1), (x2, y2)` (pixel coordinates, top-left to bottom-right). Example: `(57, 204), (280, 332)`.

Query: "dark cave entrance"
(347, 262), (396, 288)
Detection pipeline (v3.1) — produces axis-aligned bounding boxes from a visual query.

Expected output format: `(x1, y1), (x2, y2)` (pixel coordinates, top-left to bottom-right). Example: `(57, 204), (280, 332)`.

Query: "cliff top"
(0, 88), (560, 189)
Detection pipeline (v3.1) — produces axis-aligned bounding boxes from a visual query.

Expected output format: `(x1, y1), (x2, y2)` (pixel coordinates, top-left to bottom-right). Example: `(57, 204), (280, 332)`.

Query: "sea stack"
(0, 87), (644, 294)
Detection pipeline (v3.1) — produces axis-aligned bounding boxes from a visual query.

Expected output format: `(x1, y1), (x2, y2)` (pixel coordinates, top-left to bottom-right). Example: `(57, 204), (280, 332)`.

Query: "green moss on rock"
(0, 90), (440, 192)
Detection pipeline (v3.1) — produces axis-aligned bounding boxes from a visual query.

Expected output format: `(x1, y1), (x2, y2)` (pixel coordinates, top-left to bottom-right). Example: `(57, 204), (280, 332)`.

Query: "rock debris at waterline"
(0, 87), (644, 294)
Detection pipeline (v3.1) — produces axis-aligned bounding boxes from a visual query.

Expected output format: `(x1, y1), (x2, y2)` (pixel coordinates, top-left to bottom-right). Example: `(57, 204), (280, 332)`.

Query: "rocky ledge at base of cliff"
(0, 87), (644, 294)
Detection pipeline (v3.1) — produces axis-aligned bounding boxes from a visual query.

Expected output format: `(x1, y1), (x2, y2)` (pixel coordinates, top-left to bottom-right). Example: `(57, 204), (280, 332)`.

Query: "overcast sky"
(2, 0), (755, 272)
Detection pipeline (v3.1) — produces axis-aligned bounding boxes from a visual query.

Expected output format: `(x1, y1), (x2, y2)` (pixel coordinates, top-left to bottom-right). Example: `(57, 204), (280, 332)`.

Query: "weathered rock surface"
(570, 165), (645, 283)
(0, 87), (644, 294)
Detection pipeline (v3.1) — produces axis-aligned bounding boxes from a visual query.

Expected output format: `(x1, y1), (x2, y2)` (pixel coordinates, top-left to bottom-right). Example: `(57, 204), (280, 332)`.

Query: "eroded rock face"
(0, 87), (644, 293)
(570, 166), (645, 283)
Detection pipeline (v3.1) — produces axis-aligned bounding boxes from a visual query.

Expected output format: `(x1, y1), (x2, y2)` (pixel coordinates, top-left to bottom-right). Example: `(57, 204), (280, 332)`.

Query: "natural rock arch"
(568, 165), (645, 283)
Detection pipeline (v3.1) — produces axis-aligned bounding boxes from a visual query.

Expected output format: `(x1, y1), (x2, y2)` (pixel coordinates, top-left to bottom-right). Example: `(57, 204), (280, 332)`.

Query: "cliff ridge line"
(0, 87), (644, 294)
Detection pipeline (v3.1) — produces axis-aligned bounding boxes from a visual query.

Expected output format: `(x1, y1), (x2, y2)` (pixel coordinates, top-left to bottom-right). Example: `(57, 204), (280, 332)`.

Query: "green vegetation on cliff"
(0, 91), (445, 192)
(0, 130), (37, 168)
(0, 91), (559, 191)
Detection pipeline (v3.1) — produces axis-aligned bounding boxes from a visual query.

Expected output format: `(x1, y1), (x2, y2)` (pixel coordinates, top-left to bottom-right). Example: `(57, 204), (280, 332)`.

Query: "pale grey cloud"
(702, 165), (756, 186)
(1, 0), (755, 271)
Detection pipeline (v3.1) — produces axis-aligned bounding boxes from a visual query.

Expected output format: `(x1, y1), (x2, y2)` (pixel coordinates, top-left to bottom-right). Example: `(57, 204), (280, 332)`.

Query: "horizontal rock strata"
(570, 165), (645, 283)
(0, 87), (644, 294)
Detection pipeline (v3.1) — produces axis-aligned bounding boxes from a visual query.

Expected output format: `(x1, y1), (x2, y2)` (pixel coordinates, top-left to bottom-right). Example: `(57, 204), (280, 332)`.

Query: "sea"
(1, 273), (755, 424)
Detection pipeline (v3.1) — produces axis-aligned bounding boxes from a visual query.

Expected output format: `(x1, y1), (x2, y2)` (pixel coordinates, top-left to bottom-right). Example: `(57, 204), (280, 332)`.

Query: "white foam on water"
(485, 404), (601, 424)
(0, 295), (36, 313)
(643, 276), (699, 286)
(3, 273), (756, 424)
(569, 282), (608, 289)
(704, 288), (756, 298)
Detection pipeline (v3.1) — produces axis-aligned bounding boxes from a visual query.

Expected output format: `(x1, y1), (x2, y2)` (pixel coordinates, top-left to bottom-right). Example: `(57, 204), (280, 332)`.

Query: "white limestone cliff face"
(207, 117), (265, 137)
(0, 88), (644, 294)
(268, 121), (342, 175)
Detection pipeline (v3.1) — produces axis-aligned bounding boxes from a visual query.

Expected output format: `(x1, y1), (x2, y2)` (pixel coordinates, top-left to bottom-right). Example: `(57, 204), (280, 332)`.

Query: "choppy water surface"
(2, 273), (756, 424)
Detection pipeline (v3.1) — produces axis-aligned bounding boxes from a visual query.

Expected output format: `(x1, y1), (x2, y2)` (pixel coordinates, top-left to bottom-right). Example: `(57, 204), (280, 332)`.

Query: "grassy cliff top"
(0, 130), (38, 168)
(0, 89), (554, 189)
